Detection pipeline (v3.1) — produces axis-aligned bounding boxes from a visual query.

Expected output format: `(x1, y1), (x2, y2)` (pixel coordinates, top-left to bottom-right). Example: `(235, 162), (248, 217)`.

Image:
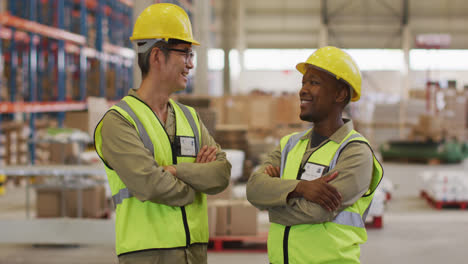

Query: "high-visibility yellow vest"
(94, 95), (208, 256)
(268, 129), (383, 264)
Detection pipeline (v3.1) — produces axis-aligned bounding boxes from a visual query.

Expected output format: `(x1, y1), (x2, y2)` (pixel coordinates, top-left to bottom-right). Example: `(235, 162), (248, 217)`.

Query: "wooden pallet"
(420, 191), (468, 210)
(208, 234), (267, 253)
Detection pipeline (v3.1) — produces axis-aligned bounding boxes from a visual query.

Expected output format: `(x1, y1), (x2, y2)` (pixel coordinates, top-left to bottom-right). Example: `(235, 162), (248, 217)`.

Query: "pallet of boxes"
(207, 125), (263, 252)
(35, 98), (111, 219)
(207, 185), (264, 252)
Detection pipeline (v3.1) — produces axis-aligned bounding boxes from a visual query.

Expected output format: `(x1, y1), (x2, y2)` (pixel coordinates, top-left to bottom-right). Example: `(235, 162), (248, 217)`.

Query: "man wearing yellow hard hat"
(247, 46), (383, 264)
(94, 4), (231, 263)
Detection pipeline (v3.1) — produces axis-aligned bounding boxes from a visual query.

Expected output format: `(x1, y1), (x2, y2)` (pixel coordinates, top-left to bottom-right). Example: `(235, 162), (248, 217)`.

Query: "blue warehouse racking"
(0, 0), (135, 164)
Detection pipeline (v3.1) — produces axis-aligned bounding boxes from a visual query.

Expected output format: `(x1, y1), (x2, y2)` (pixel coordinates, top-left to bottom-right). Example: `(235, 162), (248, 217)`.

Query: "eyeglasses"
(160, 47), (195, 64)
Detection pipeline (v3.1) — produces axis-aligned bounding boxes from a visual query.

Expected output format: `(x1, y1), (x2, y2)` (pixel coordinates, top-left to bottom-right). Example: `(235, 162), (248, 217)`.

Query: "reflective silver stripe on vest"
(279, 131), (368, 228)
(112, 188), (133, 208)
(332, 210), (365, 228)
(329, 133), (368, 228)
(362, 200), (372, 222)
(328, 133), (362, 170)
(116, 100), (156, 158)
(280, 130), (308, 178)
(175, 102), (200, 154)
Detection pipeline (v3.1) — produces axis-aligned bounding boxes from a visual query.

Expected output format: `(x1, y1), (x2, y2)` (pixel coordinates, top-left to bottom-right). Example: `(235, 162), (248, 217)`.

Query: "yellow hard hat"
(130, 3), (200, 46)
(296, 46), (361, 102)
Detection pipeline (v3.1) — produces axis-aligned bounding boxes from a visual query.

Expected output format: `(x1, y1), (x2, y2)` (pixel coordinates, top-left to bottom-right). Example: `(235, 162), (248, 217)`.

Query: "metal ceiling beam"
(322, 0), (328, 25)
(328, 0), (356, 19)
(377, 0), (401, 18)
(402, 0), (409, 25)
(245, 8), (318, 15)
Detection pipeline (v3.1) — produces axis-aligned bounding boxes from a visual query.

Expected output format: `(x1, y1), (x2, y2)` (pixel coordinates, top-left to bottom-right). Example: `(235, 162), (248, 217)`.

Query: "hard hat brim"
(129, 36), (200, 46)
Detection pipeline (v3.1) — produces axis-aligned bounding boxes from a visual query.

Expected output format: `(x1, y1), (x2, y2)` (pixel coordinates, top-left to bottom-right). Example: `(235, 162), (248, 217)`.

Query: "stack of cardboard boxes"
(411, 114), (444, 141)
(441, 90), (467, 141)
(176, 95), (217, 135)
(0, 120), (51, 166)
(207, 185), (258, 237)
(210, 94), (307, 141)
(214, 125), (249, 158)
(410, 89), (467, 142)
(36, 182), (108, 218)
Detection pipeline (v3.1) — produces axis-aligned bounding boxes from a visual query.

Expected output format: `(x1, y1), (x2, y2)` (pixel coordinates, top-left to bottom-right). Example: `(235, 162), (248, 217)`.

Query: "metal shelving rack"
(0, 0), (135, 164)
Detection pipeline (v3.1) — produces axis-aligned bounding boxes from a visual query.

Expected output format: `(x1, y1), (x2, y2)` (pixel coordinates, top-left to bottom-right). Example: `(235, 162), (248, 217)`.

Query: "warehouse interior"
(1, 0), (468, 263)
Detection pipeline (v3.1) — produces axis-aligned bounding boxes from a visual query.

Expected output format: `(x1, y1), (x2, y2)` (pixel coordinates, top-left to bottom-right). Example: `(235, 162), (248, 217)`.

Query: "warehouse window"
(243, 49), (404, 71)
(410, 49), (468, 70)
(206, 49), (240, 75)
(208, 49), (224, 70)
(345, 49), (404, 71)
(244, 49), (316, 70)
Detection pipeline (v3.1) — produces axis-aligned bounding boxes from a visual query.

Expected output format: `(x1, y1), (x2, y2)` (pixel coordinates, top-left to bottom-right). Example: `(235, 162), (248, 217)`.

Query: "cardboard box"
(224, 96), (250, 126)
(249, 95), (276, 129)
(207, 205), (217, 237)
(36, 183), (107, 218)
(196, 108), (217, 136)
(211, 200), (257, 236)
(49, 143), (77, 164)
(64, 97), (108, 137)
(64, 111), (89, 134)
(275, 95), (302, 126)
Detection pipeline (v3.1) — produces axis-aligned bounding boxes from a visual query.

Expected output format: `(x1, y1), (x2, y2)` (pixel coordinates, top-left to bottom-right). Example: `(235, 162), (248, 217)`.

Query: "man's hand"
(163, 165), (177, 176)
(196, 146), (217, 163)
(293, 171), (342, 212)
(265, 165), (280, 178)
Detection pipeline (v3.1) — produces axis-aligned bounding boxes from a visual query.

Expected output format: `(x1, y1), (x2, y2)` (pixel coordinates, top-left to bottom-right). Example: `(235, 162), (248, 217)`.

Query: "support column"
(222, 0), (232, 95)
(319, 0), (328, 47)
(234, 0), (246, 94)
(29, 0), (38, 166)
(193, 0), (210, 95)
(399, 0), (410, 138)
(400, 25), (411, 138)
(57, 0), (66, 127)
(79, 0), (87, 101)
(319, 24), (328, 48)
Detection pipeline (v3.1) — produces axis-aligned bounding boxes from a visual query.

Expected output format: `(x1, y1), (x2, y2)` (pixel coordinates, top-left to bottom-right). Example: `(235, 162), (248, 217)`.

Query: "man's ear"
(150, 47), (160, 64)
(335, 84), (349, 104)
(150, 47), (165, 64)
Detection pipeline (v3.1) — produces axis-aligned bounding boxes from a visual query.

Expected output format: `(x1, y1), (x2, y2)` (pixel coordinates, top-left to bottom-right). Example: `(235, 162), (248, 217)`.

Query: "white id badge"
(301, 162), (326, 181)
(180, 137), (196, 156)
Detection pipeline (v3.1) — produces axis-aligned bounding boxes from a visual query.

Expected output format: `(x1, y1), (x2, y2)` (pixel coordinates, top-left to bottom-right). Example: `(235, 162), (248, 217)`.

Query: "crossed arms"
(246, 143), (373, 226)
(100, 111), (231, 207)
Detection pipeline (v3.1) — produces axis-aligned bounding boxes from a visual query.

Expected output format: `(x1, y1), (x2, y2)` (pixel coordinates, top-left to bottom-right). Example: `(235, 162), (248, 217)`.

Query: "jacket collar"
(300, 119), (354, 143)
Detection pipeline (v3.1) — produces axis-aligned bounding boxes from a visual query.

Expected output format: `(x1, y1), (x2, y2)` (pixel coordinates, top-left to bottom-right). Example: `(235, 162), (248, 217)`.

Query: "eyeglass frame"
(159, 47), (195, 64)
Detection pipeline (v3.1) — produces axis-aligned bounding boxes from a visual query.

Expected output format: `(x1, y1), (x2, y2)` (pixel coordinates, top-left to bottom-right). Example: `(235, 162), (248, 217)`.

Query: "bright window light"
(243, 49), (404, 71)
(208, 49), (224, 70)
(345, 49), (404, 71)
(244, 49), (316, 70)
(205, 48), (468, 72)
(410, 49), (468, 70)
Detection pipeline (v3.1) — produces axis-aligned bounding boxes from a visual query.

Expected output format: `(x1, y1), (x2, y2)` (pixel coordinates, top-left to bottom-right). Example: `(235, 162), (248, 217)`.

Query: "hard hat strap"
(135, 38), (168, 53)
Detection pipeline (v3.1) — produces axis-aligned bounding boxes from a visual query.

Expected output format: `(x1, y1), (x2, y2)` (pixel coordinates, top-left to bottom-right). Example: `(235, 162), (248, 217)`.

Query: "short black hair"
(137, 39), (191, 78)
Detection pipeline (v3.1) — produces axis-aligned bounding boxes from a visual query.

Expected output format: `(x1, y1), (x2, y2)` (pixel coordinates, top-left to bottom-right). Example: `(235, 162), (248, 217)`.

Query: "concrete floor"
(1, 161), (468, 264)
